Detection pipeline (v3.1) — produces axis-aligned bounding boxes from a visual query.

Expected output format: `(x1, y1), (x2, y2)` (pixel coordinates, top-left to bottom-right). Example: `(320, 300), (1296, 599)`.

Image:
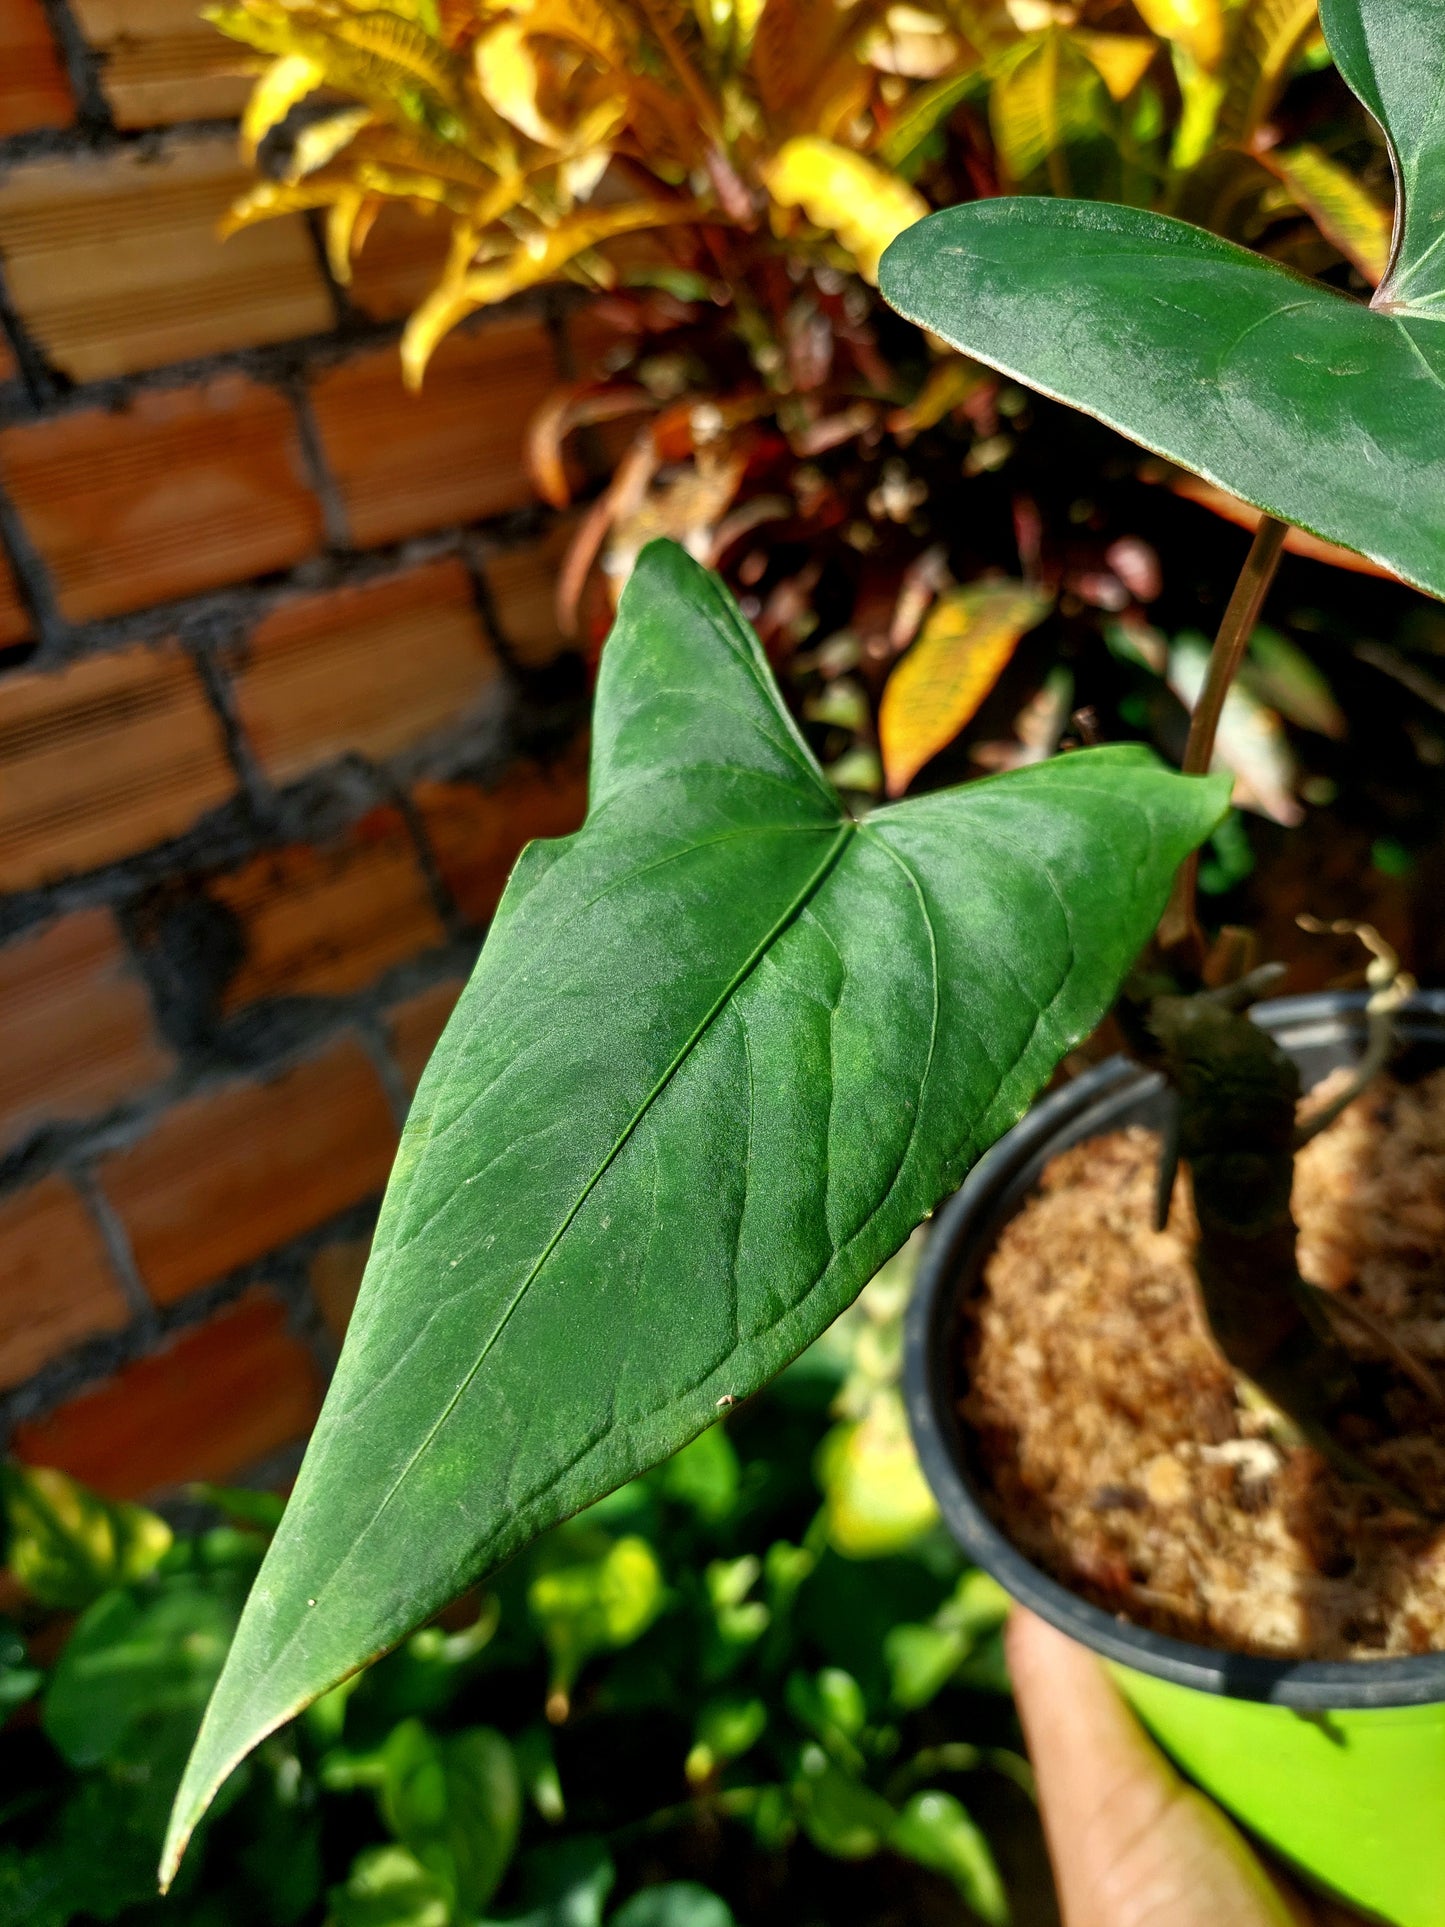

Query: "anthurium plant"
(881, 0), (1445, 1475)
(161, 540), (1227, 1879)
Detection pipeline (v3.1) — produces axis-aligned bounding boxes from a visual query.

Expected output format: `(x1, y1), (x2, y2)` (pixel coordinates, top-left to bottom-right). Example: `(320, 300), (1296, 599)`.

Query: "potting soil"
(965, 1068), (1445, 1659)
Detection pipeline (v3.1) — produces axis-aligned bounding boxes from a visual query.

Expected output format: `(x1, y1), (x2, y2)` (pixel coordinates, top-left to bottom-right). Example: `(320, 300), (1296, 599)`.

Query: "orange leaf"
(879, 581), (1052, 796)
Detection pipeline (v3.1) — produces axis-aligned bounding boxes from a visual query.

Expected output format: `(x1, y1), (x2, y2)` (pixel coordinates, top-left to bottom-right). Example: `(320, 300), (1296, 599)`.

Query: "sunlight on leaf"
(879, 581), (1052, 796)
(1133, 0), (1224, 70)
(764, 136), (927, 281)
(240, 51), (324, 159)
(890, 1790), (1009, 1924)
(1075, 32), (1158, 103)
(3, 1465), (173, 1613)
(1268, 140), (1393, 283)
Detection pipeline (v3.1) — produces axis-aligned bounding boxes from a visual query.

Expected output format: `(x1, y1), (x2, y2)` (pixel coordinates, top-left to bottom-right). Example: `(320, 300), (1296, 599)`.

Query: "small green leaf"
(43, 1551), (260, 1784)
(328, 1846), (451, 1927)
(686, 1694), (768, 1783)
(4, 1465), (172, 1613)
(890, 1790), (1009, 1924)
(610, 1884), (735, 1927)
(166, 541), (1225, 1877)
(880, 0), (1445, 600)
(529, 1534), (665, 1714)
(648, 1425), (740, 1524)
(815, 1390), (939, 1558)
(792, 1751), (895, 1860)
(376, 1721), (520, 1917)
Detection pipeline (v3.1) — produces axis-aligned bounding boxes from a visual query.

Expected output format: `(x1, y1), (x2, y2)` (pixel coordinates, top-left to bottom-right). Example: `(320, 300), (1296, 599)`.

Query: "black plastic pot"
(903, 992), (1445, 1927)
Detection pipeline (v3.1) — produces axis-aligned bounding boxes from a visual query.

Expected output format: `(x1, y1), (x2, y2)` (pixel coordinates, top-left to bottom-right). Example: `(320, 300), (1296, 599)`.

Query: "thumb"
(1006, 1608), (1310, 1927)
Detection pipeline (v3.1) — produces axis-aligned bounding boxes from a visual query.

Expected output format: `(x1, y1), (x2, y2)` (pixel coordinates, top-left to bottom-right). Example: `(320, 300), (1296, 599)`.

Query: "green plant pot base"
(1114, 1665), (1445, 1926)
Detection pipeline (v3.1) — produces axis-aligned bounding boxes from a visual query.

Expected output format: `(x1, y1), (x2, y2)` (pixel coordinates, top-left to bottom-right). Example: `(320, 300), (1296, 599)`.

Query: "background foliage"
(0, 1247), (1054, 1927)
(205, 0), (1445, 957)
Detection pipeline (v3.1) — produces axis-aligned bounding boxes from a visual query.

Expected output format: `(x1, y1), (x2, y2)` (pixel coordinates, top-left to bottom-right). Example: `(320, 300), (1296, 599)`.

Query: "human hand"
(1005, 1609), (1369, 1927)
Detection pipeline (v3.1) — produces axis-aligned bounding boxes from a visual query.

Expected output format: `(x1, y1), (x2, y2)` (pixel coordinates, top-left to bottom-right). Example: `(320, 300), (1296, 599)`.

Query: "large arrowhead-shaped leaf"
(163, 540), (1224, 1881)
(879, 0), (1445, 601)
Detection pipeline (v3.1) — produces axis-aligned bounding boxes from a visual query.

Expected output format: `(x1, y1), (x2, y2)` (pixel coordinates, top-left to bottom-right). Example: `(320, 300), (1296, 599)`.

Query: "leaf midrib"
(311, 817), (860, 1566)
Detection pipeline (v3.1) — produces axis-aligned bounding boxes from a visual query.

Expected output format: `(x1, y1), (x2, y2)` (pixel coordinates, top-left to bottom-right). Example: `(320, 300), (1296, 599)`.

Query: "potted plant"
(162, 0), (1441, 1918)
(875, 0), (1445, 1918)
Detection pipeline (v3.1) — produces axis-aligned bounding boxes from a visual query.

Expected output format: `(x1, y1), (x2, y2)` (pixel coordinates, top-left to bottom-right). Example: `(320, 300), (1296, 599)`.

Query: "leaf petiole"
(1158, 512), (1290, 963)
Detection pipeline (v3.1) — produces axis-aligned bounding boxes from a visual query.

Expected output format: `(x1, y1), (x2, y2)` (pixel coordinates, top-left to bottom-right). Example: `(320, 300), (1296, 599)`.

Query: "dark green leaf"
(166, 540), (1224, 1876)
(375, 1720), (520, 1916)
(44, 1552), (259, 1782)
(880, 0), (1445, 600)
(610, 1884), (735, 1927)
(481, 1838), (615, 1927)
(0, 1619), (40, 1717)
(647, 1424), (740, 1523)
(792, 1751), (895, 1860)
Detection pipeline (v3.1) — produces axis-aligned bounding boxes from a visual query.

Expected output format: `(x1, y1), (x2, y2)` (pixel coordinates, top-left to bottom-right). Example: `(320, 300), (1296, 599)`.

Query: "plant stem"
(1157, 512), (1290, 963)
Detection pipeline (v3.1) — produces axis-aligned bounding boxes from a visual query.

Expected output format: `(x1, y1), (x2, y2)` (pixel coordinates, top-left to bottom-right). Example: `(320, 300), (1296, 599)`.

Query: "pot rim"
(904, 989), (1445, 1710)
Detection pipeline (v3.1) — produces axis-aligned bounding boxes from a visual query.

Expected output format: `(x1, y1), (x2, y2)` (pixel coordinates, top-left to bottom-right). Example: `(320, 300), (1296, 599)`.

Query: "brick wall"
(0, 0), (591, 1500)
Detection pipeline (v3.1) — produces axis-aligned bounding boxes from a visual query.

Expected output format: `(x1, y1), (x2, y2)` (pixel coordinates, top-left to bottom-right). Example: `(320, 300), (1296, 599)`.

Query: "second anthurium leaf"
(880, 0), (1445, 602)
(164, 539), (1226, 1881)
(880, 582), (1053, 796)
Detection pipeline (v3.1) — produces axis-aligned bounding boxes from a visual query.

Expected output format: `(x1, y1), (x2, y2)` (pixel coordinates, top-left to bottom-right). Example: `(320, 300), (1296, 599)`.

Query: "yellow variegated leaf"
(475, 20), (556, 144)
(877, 64), (985, 169)
(1268, 141), (1392, 284)
(522, 0), (638, 67)
(220, 178), (345, 234)
(324, 190), (375, 282)
(1132, 0), (1224, 70)
(287, 106), (373, 179)
(989, 30), (1108, 190)
(763, 137), (926, 281)
(326, 7), (465, 104)
(400, 200), (701, 386)
(1074, 31), (1157, 103)
(241, 51), (325, 159)
(879, 581), (1053, 796)
(1214, 0), (1318, 149)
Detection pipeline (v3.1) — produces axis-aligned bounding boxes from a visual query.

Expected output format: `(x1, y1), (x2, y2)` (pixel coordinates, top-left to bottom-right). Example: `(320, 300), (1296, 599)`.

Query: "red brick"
(232, 559), (500, 784)
(12, 1290), (321, 1498)
(388, 977), (465, 1094)
(0, 550), (29, 649)
(0, 0), (71, 136)
(67, 0), (252, 127)
(415, 747), (588, 927)
(211, 810), (447, 1009)
(310, 1235), (370, 1342)
(0, 910), (171, 1151)
(98, 1040), (397, 1306)
(0, 1176), (129, 1391)
(0, 376), (322, 623)
(483, 521), (581, 667)
(0, 139), (333, 382)
(0, 641), (236, 890)
(311, 318), (558, 549)
(345, 200), (453, 323)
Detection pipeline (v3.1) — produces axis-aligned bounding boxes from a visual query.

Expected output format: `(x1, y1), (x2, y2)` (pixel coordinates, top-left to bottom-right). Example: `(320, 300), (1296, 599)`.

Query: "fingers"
(1006, 1609), (1307, 1927)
